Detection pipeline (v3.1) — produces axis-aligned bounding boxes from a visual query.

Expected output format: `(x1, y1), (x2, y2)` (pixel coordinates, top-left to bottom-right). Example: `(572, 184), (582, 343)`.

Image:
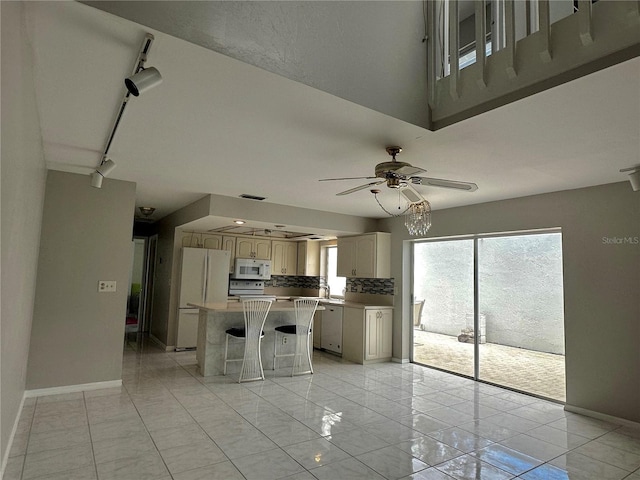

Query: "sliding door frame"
(410, 227), (563, 400)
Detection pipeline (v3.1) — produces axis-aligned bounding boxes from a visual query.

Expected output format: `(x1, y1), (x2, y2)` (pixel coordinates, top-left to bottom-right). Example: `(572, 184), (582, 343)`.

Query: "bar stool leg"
(223, 334), (229, 375)
(273, 331), (278, 370)
(306, 333), (313, 374)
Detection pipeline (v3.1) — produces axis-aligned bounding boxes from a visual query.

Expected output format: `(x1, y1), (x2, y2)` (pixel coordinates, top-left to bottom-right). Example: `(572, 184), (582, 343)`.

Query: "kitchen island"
(190, 301), (324, 376)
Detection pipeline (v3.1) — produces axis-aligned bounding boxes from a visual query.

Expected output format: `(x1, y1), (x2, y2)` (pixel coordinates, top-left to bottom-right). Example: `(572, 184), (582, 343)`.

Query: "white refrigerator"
(176, 248), (231, 350)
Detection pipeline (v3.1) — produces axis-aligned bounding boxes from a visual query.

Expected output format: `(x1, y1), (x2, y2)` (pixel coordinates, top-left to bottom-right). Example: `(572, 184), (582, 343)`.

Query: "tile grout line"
(82, 391), (100, 480)
(120, 369), (177, 479)
(16, 397), (38, 480)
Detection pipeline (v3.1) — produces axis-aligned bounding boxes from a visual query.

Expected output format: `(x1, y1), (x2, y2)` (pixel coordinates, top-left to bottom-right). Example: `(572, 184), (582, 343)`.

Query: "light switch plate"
(98, 281), (117, 292)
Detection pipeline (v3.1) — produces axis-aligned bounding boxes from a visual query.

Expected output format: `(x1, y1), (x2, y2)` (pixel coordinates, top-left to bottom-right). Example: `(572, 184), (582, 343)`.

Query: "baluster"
(539, 0), (552, 62)
(475, 0), (487, 88)
(577, 0), (593, 45)
(505, 0), (517, 78)
(449, 0), (460, 100)
(427, 0), (437, 108)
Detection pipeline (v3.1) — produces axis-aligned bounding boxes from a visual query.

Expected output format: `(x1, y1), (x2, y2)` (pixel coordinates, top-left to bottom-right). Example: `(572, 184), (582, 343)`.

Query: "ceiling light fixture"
(139, 206), (156, 217)
(371, 187), (432, 236)
(620, 166), (640, 192)
(234, 220), (246, 225)
(90, 33), (162, 188)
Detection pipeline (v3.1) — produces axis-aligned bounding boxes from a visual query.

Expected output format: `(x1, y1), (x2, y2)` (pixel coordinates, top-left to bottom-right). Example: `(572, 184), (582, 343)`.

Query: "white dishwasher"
(321, 305), (343, 354)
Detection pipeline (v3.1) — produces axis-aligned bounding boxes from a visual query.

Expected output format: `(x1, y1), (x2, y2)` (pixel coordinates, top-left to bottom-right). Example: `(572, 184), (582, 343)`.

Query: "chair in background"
(413, 299), (425, 328)
(223, 298), (273, 383)
(273, 298), (319, 376)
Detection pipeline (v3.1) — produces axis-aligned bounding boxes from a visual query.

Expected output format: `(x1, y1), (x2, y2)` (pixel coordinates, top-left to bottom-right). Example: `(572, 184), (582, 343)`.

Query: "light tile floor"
(413, 330), (566, 401)
(5, 336), (639, 480)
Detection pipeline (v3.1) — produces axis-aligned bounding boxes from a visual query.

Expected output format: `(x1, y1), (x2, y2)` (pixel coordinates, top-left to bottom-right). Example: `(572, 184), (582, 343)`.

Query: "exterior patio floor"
(413, 329), (566, 402)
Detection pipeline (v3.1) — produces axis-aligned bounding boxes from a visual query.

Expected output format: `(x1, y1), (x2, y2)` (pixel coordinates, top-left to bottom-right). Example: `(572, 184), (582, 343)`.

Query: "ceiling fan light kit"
(320, 146), (478, 236)
(405, 200), (432, 236)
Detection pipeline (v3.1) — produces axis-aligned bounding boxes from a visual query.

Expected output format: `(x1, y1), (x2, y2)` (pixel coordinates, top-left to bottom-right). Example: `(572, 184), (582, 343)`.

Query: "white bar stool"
(223, 298), (273, 383)
(273, 298), (319, 376)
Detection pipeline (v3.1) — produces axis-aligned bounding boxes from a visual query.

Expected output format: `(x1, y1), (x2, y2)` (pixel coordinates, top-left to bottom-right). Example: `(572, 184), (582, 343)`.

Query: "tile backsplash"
(267, 275), (320, 289)
(347, 277), (395, 296)
(266, 276), (394, 296)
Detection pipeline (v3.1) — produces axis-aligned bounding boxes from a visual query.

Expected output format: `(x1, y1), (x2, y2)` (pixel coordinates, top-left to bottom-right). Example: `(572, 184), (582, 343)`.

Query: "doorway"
(412, 231), (566, 401)
(126, 238), (146, 334)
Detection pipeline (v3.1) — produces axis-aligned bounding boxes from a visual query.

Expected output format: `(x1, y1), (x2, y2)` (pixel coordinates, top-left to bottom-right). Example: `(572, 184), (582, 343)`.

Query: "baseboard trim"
(564, 404), (640, 430)
(149, 333), (173, 352)
(1, 393), (26, 478)
(392, 357), (410, 364)
(24, 379), (122, 398)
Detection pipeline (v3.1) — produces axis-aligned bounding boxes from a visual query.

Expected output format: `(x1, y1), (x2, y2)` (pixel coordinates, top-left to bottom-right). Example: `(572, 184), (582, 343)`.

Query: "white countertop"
(225, 296), (392, 309)
(189, 301), (326, 313)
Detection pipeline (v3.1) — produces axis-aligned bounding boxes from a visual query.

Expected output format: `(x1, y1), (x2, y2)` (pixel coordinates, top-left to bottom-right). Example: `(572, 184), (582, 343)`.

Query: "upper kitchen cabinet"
(202, 235), (223, 250)
(337, 232), (390, 278)
(235, 237), (271, 260)
(222, 236), (236, 273)
(182, 232), (223, 249)
(271, 240), (298, 276)
(297, 240), (320, 276)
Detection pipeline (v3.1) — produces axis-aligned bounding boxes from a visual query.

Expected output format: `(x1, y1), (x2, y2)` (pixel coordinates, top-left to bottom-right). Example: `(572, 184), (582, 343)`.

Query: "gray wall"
(26, 171), (136, 389)
(0, 1), (48, 466)
(382, 182), (640, 423)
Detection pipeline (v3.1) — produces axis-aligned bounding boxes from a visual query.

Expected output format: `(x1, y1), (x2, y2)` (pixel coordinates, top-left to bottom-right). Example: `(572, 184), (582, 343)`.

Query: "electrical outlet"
(98, 281), (117, 292)
(282, 337), (288, 344)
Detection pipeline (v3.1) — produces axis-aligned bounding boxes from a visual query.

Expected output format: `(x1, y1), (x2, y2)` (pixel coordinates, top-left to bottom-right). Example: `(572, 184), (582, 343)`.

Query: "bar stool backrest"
(241, 298), (273, 381)
(294, 298), (319, 332)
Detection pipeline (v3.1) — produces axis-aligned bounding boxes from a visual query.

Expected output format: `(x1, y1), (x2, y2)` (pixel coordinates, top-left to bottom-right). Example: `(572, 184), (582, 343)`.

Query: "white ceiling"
(25, 2), (640, 228)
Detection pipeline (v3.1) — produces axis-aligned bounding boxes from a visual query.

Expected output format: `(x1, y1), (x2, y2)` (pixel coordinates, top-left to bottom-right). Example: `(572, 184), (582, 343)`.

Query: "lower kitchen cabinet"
(342, 306), (392, 364)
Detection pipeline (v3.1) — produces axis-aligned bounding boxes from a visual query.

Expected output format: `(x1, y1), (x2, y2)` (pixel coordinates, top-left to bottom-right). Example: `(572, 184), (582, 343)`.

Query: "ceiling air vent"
(239, 194), (266, 201)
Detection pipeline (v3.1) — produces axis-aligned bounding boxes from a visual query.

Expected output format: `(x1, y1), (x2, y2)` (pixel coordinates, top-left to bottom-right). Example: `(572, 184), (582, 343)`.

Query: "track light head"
(96, 159), (116, 176)
(90, 159), (116, 188)
(629, 170), (640, 192)
(125, 67), (162, 96)
(620, 166), (640, 192)
(90, 171), (103, 188)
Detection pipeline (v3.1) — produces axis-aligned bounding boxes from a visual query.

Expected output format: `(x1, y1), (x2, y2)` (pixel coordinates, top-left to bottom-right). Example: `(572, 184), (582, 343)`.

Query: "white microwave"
(233, 258), (272, 280)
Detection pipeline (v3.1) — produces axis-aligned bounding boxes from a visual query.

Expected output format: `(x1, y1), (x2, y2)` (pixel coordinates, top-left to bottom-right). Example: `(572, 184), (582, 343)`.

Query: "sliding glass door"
(413, 239), (474, 377)
(477, 233), (565, 399)
(412, 231), (566, 401)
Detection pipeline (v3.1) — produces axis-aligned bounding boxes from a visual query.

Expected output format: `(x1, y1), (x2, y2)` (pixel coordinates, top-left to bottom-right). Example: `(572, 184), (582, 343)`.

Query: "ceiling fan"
(319, 146), (478, 199)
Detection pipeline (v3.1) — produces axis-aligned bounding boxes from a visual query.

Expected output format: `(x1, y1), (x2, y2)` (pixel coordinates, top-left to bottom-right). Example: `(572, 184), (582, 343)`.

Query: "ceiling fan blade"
(393, 165), (427, 177)
(336, 180), (385, 196)
(319, 176), (377, 182)
(400, 184), (425, 204)
(413, 176), (478, 192)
